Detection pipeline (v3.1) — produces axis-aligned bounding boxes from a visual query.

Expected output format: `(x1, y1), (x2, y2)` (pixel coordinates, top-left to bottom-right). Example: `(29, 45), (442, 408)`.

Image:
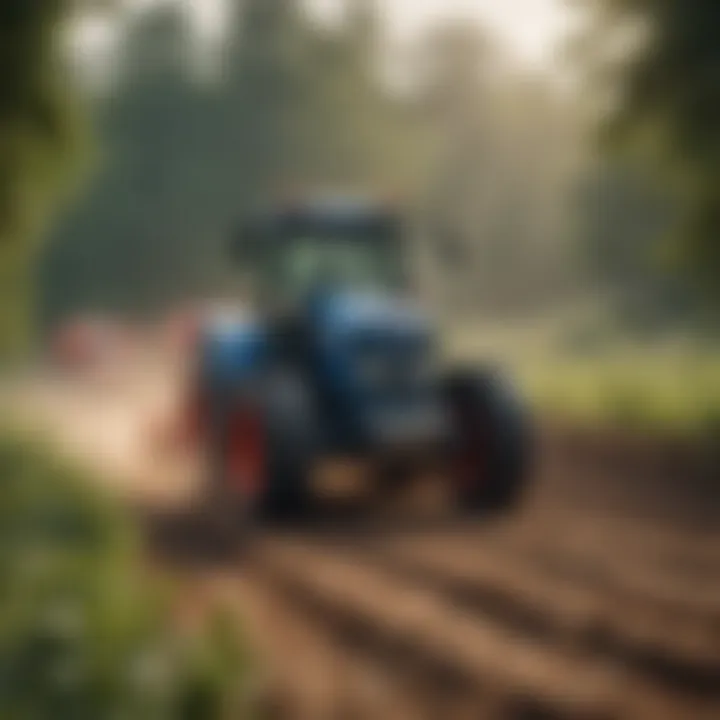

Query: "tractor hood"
(311, 289), (431, 345)
(309, 288), (445, 449)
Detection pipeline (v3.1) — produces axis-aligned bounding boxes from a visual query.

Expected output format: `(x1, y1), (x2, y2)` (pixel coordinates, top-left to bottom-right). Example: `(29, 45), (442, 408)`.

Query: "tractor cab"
(234, 197), (409, 314)
(232, 197), (442, 453)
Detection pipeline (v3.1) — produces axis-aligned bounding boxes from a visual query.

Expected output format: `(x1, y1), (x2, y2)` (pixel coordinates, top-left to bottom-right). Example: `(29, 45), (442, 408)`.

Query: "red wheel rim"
(225, 408), (266, 499)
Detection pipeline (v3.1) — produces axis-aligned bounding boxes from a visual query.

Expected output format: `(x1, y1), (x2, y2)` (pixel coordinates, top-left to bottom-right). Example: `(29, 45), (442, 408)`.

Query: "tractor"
(184, 196), (532, 526)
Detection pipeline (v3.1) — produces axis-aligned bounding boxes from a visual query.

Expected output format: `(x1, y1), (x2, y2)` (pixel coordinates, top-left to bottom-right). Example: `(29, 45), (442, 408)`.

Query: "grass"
(517, 355), (720, 437)
(444, 320), (720, 438)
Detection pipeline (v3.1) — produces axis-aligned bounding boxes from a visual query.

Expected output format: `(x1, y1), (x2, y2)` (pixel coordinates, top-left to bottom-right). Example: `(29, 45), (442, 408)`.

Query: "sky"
(75, 0), (578, 76)
(308, 0), (576, 69)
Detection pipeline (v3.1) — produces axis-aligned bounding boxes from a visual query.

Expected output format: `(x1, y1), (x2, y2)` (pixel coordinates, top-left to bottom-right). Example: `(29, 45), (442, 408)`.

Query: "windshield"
(264, 230), (406, 299)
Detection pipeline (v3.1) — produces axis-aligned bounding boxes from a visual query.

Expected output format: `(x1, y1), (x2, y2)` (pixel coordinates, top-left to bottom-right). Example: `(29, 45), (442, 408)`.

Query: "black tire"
(443, 366), (533, 514)
(257, 370), (321, 522)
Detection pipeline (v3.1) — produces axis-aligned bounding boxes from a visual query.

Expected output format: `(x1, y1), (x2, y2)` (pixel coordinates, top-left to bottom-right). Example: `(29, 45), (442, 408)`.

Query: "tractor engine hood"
(311, 289), (446, 449)
(312, 289), (431, 344)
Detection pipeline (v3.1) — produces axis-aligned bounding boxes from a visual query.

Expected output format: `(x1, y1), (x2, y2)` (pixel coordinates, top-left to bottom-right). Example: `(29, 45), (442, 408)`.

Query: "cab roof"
(243, 194), (401, 239)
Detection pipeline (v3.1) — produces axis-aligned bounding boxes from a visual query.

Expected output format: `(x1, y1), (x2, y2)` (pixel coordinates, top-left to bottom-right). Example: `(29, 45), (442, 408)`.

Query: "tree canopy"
(41, 0), (586, 326)
(593, 0), (720, 294)
(0, 0), (97, 355)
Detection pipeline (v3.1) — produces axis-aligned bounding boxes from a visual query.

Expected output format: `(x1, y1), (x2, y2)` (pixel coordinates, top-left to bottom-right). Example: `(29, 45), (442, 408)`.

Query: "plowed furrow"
(334, 520), (720, 631)
(428, 518), (720, 622)
(516, 542), (720, 624)
(483, 530), (720, 627)
(518, 511), (720, 577)
(232, 573), (430, 720)
(253, 538), (717, 720)
(341, 535), (720, 699)
(172, 568), (434, 720)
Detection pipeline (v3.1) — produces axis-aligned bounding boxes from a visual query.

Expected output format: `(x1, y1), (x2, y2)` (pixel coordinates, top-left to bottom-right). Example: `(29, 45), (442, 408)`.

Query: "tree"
(42, 0), (417, 322)
(42, 3), (210, 322)
(591, 0), (720, 294)
(219, 0), (309, 206)
(0, 0), (92, 355)
(572, 156), (701, 328)
(411, 21), (582, 317)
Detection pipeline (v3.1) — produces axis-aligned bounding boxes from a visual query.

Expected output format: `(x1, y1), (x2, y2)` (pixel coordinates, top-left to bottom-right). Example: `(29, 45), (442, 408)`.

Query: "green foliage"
(0, 433), (250, 719)
(518, 352), (720, 436)
(592, 0), (720, 294)
(571, 156), (709, 327)
(0, 0), (92, 356)
(41, 0), (583, 325)
(42, 0), (410, 324)
(448, 319), (720, 435)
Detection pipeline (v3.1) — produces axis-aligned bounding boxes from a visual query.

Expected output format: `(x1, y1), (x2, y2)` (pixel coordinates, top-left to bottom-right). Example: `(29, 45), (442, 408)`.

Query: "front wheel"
(443, 367), (533, 514)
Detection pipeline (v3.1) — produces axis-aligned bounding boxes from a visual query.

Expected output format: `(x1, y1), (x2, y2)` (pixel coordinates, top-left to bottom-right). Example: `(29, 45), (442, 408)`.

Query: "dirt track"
(14, 361), (720, 719)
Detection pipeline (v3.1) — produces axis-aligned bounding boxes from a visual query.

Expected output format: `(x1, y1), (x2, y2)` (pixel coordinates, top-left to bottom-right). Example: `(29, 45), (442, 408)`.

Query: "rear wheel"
(443, 367), (532, 514)
(205, 371), (320, 529)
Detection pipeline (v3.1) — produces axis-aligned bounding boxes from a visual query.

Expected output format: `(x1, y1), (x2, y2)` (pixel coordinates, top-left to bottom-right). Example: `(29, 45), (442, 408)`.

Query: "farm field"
(15, 351), (720, 719)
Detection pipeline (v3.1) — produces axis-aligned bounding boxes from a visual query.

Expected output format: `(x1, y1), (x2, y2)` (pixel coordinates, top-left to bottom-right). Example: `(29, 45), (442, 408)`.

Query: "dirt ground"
(12, 356), (720, 720)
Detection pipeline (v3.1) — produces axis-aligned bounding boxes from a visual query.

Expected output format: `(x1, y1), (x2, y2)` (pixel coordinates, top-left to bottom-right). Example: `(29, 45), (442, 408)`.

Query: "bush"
(0, 432), (252, 719)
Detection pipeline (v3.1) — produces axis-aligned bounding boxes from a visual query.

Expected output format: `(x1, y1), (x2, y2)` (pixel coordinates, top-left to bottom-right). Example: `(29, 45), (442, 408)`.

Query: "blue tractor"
(192, 196), (532, 523)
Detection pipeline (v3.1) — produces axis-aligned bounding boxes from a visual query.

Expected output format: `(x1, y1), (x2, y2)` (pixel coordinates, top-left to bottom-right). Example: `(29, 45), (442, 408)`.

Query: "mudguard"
(197, 312), (268, 402)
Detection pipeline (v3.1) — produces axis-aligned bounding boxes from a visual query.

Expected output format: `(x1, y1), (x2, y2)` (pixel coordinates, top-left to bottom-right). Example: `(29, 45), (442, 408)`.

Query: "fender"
(182, 312), (269, 445)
